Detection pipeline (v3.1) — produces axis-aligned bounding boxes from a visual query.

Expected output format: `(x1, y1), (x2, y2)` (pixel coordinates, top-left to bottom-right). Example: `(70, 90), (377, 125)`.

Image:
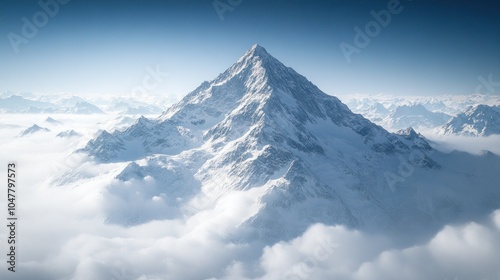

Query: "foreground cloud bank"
(1, 112), (499, 280)
(5, 209), (500, 280)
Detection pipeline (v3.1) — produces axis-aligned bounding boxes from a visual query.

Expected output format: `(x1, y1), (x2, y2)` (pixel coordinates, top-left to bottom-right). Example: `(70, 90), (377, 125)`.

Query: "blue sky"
(1, 0), (499, 99)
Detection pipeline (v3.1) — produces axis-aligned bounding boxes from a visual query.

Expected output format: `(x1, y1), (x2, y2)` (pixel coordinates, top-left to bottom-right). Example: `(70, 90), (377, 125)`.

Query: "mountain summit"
(85, 44), (418, 162)
(79, 45), (499, 241)
(243, 43), (269, 58)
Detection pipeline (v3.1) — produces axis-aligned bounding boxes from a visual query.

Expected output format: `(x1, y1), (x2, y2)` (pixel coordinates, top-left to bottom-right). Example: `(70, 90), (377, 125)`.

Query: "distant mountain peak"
(56, 130), (81, 138)
(20, 124), (50, 136)
(45, 116), (62, 124)
(441, 104), (500, 136)
(396, 127), (418, 138)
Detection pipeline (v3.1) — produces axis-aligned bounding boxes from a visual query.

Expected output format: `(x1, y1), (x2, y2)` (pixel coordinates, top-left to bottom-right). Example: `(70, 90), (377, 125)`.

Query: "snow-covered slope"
(440, 104), (500, 136)
(77, 45), (500, 241)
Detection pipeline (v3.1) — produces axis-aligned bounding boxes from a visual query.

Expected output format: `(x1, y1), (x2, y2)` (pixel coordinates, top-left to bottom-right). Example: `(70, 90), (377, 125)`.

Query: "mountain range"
(439, 104), (500, 136)
(344, 95), (500, 135)
(0, 92), (177, 115)
(384, 104), (451, 130)
(0, 95), (104, 114)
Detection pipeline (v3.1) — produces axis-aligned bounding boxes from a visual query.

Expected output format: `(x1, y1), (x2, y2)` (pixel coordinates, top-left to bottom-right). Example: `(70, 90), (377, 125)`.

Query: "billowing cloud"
(224, 212), (500, 280)
(1, 115), (499, 280)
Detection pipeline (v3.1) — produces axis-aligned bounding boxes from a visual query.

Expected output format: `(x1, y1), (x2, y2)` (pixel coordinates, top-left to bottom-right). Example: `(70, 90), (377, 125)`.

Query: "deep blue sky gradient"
(1, 0), (499, 98)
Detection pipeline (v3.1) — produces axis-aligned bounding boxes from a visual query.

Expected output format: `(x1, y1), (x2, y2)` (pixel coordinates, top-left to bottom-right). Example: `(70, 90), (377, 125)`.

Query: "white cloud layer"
(424, 133), (500, 156)
(1, 115), (499, 280)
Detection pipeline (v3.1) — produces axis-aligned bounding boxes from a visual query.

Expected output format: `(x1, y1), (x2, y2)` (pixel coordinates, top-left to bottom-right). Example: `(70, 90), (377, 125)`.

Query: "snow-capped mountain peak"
(87, 44), (422, 163)
(239, 43), (269, 62)
(78, 45), (450, 240)
(396, 127), (418, 138)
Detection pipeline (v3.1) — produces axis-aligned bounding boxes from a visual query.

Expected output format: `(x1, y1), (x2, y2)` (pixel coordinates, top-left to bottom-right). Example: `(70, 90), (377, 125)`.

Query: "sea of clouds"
(0, 114), (499, 280)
